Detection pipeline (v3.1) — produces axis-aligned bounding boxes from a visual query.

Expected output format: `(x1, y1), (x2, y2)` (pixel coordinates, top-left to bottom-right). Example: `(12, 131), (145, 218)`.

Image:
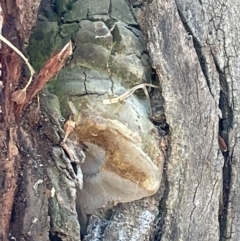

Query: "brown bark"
(0, 19), (22, 241)
(0, 0), (41, 240)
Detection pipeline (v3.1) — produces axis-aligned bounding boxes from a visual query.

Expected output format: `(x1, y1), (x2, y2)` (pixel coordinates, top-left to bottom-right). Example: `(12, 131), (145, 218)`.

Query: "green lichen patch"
(64, 0), (88, 22)
(60, 23), (79, 38)
(87, 0), (110, 16)
(48, 68), (86, 98)
(72, 43), (111, 69)
(111, 22), (143, 57)
(27, 21), (69, 71)
(55, 0), (78, 15)
(110, 54), (150, 87)
(74, 20), (113, 50)
(111, 0), (137, 25)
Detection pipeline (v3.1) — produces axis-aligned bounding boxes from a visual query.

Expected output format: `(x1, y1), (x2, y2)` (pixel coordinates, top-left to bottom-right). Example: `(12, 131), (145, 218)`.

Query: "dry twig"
(0, 34), (35, 104)
(15, 41), (72, 114)
(103, 83), (160, 115)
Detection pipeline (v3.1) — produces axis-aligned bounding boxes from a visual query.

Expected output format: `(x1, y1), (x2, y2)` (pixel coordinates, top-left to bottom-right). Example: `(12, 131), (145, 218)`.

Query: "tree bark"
(138, 0), (240, 240)
(1, 0), (240, 241)
(0, 1), (43, 240)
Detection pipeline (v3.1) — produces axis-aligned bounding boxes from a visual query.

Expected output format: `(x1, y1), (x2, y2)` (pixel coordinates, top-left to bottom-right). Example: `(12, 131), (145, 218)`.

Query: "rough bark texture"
(1, 0), (240, 241)
(0, 0), (41, 240)
(138, 0), (240, 240)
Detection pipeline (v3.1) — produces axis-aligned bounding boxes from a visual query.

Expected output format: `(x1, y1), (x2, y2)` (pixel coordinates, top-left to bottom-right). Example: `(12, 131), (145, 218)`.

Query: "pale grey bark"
(137, 0), (240, 240)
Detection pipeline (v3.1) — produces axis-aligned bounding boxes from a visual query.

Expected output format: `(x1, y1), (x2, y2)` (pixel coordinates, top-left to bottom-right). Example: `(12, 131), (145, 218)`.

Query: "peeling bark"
(0, 5), (22, 238)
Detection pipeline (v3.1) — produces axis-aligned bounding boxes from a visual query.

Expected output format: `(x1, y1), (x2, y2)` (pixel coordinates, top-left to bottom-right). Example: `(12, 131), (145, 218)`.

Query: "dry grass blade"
(95, 21), (120, 39)
(0, 34), (35, 77)
(103, 83), (161, 115)
(0, 34), (35, 104)
(103, 83), (160, 104)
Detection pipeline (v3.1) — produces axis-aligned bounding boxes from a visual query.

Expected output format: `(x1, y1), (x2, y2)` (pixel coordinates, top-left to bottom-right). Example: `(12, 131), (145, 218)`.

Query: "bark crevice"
(175, 1), (214, 98)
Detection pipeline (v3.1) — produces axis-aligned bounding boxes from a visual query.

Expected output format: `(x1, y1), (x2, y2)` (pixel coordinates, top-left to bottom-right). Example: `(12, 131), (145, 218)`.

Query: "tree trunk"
(0, 1), (42, 240)
(1, 0), (240, 241)
(139, 1), (240, 240)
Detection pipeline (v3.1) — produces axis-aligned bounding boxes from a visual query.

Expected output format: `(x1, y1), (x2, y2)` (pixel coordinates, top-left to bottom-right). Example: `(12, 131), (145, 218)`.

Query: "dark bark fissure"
(176, 2), (233, 240)
(175, 1), (233, 240)
(220, 156), (232, 240)
(49, 232), (63, 241)
(152, 162), (169, 241)
(175, 2), (214, 98)
(210, 38), (233, 239)
(146, 65), (169, 239)
(217, 68), (233, 240)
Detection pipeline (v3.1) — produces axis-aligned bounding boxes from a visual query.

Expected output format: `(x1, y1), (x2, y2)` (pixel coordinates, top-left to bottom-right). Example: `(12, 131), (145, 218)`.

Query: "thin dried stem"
(0, 34), (35, 105)
(0, 34), (35, 88)
(103, 83), (160, 104)
(103, 83), (160, 115)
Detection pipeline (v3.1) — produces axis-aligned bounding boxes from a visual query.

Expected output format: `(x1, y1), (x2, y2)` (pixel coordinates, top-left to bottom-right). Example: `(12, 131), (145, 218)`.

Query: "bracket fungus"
(42, 80), (164, 227)
(57, 91), (164, 228)
(76, 113), (162, 214)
